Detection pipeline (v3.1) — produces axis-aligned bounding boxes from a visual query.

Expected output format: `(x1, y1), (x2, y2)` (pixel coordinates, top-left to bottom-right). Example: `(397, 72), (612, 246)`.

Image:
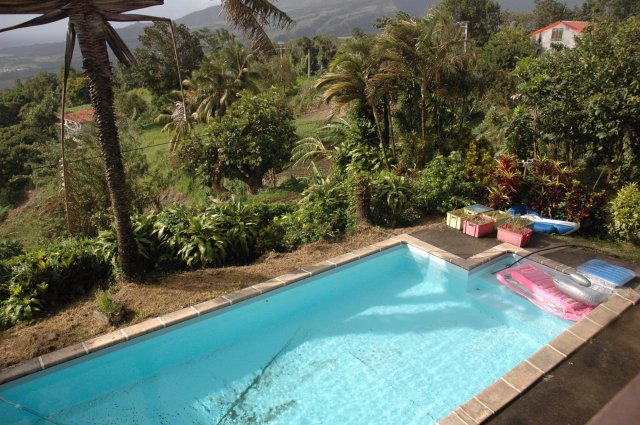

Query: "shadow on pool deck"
(410, 224), (640, 425)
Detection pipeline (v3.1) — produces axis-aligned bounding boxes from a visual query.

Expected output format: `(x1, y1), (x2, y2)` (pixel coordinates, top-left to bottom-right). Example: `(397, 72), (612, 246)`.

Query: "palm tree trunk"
(72, 14), (140, 280)
(371, 106), (390, 170)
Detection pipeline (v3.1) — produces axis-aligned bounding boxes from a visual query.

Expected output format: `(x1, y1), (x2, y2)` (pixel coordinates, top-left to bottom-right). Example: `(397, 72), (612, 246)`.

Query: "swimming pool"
(0, 244), (570, 424)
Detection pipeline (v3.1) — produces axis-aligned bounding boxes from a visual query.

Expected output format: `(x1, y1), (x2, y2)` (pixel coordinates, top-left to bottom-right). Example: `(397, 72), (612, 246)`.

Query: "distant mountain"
(177, 0), (432, 40)
(0, 0), (584, 89)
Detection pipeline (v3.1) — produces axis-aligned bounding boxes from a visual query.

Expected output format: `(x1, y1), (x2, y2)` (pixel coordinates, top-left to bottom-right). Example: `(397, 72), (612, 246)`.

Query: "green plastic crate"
(446, 209), (472, 230)
(481, 210), (511, 229)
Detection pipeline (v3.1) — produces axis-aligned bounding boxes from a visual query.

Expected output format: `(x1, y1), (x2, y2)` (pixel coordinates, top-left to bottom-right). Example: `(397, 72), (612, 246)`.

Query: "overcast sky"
(0, 0), (219, 48)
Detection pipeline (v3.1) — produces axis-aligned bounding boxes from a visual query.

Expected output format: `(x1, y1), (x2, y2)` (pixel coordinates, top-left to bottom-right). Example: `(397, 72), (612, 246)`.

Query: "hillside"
(0, 0), (584, 88)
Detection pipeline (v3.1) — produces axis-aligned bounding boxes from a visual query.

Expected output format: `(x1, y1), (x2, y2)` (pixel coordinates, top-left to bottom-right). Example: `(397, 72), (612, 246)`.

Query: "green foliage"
(120, 22), (204, 96)
(115, 90), (149, 120)
(440, 0), (502, 45)
(609, 183), (640, 243)
(369, 171), (417, 227)
(480, 27), (538, 106)
(186, 36), (262, 123)
(414, 152), (476, 214)
(188, 89), (297, 193)
(533, 0), (575, 28)
(96, 199), (281, 271)
(281, 179), (355, 247)
(66, 119), (159, 235)
(487, 155), (609, 229)
(0, 125), (47, 207)
(0, 239), (23, 261)
(487, 154), (525, 210)
(95, 289), (127, 325)
(464, 139), (495, 190)
(501, 17), (640, 185)
(577, 0), (640, 21)
(286, 35), (338, 76)
(1, 239), (112, 326)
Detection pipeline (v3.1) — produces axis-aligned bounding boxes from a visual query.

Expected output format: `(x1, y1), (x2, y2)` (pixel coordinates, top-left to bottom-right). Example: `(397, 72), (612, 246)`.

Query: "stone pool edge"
(1, 234), (638, 425)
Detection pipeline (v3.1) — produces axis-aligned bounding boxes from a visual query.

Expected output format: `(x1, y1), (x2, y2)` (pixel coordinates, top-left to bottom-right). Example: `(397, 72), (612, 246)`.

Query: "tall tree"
(123, 22), (205, 96)
(575, 0), (640, 20)
(533, 0), (575, 28)
(440, 0), (502, 46)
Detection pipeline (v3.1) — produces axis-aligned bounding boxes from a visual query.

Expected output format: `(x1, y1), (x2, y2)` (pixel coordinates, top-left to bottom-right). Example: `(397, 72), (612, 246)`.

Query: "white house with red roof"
(531, 21), (589, 51)
(60, 108), (95, 136)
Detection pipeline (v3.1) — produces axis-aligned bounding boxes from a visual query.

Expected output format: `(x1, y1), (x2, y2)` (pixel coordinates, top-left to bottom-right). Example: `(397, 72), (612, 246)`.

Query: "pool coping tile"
(192, 297), (232, 315)
(1, 230), (638, 425)
(222, 287), (261, 304)
(437, 411), (472, 425)
(453, 407), (479, 425)
(252, 278), (287, 294)
(156, 307), (199, 327)
(502, 360), (544, 392)
(475, 379), (520, 413)
(300, 261), (336, 276)
(527, 345), (566, 372)
(326, 252), (359, 267)
(549, 330), (585, 357)
(0, 358), (42, 385)
(84, 330), (127, 354)
(585, 304), (621, 327)
(460, 397), (494, 423)
(40, 343), (87, 369)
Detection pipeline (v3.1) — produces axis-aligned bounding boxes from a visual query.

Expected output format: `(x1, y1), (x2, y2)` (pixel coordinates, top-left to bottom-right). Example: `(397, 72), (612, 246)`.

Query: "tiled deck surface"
(1, 224), (639, 425)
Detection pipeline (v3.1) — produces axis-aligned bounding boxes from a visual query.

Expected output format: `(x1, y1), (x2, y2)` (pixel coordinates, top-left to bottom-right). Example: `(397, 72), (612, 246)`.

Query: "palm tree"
(0, 0), (292, 281)
(315, 39), (393, 169)
(187, 42), (261, 123)
(0, 1), (176, 280)
(377, 10), (477, 164)
(155, 99), (192, 152)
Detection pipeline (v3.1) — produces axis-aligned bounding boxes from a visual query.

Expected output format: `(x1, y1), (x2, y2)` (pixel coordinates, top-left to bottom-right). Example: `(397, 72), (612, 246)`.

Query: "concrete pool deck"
(1, 225), (638, 424)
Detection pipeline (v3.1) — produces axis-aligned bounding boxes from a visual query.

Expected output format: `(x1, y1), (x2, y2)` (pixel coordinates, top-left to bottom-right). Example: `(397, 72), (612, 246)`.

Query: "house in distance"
(532, 21), (589, 51)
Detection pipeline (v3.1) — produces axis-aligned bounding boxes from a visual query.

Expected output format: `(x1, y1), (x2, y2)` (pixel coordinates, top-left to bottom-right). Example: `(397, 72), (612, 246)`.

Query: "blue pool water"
(0, 245), (570, 424)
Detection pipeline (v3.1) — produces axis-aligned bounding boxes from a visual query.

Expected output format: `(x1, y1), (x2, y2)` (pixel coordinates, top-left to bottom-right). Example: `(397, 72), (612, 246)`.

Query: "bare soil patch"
(0, 220), (440, 369)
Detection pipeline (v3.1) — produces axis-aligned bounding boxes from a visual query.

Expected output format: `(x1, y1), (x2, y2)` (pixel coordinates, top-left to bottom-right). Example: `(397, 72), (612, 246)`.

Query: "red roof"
(63, 108), (95, 123)
(532, 21), (589, 36)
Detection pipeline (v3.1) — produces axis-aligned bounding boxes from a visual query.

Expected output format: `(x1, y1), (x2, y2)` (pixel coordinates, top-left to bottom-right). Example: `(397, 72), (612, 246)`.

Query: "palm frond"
(0, 9), (66, 32)
(222, 0), (293, 54)
(291, 137), (329, 167)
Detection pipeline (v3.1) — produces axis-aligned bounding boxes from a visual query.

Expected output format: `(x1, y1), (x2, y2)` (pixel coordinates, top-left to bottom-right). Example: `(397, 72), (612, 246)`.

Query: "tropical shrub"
(282, 178), (355, 247)
(487, 154), (525, 210)
(95, 289), (127, 325)
(1, 239), (112, 326)
(369, 171), (416, 227)
(464, 139), (495, 190)
(96, 199), (287, 270)
(609, 183), (640, 243)
(415, 152), (476, 214)
(0, 239), (23, 261)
